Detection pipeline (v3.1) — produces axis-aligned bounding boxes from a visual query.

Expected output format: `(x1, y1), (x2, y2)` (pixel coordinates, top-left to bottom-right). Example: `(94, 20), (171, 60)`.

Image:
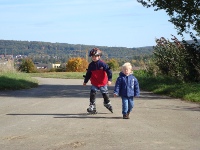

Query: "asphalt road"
(0, 77), (200, 150)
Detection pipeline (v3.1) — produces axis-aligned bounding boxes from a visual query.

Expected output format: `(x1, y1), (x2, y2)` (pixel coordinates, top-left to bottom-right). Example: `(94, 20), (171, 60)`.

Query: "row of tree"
(0, 40), (153, 61)
(18, 57), (116, 73)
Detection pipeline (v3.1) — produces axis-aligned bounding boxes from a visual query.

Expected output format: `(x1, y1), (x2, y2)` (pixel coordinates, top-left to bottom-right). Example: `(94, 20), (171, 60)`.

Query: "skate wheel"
(87, 111), (97, 115)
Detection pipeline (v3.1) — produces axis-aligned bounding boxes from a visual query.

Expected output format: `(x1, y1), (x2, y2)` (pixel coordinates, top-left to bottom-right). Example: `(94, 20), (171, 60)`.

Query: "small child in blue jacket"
(114, 62), (140, 119)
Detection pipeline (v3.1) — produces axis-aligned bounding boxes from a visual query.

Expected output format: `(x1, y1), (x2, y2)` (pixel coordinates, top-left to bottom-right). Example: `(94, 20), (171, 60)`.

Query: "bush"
(18, 58), (36, 73)
(66, 57), (88, 72)
(152, 36), (200, 82)
(106, 58), (119, 71)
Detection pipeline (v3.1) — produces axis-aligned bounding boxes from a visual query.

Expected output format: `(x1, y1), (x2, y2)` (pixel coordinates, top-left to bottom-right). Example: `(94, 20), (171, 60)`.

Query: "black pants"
(90, 90), (110, 105)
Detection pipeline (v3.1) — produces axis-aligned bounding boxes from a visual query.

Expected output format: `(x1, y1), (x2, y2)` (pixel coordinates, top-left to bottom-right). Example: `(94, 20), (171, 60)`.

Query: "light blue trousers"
(121, 96), (134, 115)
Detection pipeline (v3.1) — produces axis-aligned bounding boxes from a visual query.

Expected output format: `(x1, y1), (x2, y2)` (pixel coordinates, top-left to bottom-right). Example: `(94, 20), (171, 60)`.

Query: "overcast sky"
(0, 0), (192, 48)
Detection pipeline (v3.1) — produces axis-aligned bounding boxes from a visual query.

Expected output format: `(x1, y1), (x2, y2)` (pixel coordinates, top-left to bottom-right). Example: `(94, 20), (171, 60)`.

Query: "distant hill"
(0, 40), (154, 60)
(1, 39), (198, 61)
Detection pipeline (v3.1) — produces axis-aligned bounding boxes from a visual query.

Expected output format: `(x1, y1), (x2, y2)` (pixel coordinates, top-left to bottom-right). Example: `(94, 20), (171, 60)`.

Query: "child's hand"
(107, 81), (112, 86)
(83, 83), (86, 86)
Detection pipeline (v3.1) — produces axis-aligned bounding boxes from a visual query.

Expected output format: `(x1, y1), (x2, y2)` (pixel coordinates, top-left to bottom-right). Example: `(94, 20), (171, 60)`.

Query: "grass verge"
(0, 71), (38, 90)
(134, 70), (200, 103)
(29, 72), (85, 79)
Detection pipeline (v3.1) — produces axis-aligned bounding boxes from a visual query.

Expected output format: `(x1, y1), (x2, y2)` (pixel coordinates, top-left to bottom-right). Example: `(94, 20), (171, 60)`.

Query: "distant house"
(33, 62), (61, 70)
(34, 63), (48, 69)
(15, 55), (27, 59)
(48, 63), (61, 69)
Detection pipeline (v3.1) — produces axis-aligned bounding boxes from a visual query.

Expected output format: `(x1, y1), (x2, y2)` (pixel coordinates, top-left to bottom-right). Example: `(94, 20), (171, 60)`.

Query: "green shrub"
(18, 58), (36, 73)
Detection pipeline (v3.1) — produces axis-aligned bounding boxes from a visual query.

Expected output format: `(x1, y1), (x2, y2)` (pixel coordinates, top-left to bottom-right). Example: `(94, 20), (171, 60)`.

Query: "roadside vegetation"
(134, 70), (200, 103)
(29, 72), (86, 79)
(0, 71), (38, 90)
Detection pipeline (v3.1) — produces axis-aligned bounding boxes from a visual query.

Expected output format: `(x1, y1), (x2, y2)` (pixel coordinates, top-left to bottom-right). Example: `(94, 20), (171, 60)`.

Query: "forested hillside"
(0, 40), (153, 61)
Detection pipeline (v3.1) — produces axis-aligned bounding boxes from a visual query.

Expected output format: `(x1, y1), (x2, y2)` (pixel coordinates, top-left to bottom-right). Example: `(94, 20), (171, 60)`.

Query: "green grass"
(134, 70), (200, 103)
(0, 71), (38, 90)
(29, 72), (85, 79)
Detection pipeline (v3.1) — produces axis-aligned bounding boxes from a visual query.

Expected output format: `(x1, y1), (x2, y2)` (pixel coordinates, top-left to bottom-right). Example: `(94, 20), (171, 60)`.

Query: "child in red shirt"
(83, 48), (113, 114)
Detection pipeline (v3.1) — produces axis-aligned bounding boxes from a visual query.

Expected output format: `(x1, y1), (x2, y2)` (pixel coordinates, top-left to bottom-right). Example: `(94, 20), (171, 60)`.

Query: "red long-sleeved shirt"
(84, 60), (112, 87)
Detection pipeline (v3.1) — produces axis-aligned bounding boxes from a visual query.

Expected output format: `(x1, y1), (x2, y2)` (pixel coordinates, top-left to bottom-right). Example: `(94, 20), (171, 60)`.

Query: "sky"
(0, 0), (193, 48)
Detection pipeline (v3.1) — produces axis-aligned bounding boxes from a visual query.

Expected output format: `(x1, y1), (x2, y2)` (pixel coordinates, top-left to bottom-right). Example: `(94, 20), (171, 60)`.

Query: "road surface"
(0, 77), (200, 150)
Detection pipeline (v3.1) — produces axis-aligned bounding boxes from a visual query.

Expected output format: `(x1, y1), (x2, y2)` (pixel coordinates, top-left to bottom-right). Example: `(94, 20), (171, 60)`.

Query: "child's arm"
(83, 68), (92, 85)
(113, 77), (121, 97)
(134, 77), (140, 97)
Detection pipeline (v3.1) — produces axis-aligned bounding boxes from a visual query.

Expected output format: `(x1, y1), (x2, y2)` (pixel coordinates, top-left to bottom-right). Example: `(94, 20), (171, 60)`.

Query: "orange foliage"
(66, 57), (88, 72)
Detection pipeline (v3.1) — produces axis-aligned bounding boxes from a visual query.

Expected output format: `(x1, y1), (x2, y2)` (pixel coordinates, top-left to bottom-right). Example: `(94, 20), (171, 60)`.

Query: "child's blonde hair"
(121, 62), (133, 72)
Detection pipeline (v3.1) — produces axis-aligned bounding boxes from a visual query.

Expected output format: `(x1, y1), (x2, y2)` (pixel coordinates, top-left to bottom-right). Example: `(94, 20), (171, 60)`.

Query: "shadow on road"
(6, 113), (122, 119)
(0, 85), (91, 98)
(0, 84), (173, 100)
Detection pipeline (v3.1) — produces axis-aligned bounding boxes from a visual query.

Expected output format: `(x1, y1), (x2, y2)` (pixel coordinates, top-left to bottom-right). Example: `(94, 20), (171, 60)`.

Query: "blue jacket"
(114, 72), (140, 97)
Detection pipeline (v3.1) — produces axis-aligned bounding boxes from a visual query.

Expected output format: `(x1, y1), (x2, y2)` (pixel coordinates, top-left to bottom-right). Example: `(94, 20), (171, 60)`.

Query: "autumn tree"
(66, 57), (88, 72)
(18, 58), (36, 73)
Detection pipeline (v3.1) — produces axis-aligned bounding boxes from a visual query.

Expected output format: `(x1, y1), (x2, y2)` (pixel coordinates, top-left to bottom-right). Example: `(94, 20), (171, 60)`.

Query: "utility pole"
(85, 49), (88, 62)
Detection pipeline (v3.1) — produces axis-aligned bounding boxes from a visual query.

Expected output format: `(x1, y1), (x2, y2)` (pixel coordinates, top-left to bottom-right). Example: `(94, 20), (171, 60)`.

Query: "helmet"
(89, 48), (102, 57)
